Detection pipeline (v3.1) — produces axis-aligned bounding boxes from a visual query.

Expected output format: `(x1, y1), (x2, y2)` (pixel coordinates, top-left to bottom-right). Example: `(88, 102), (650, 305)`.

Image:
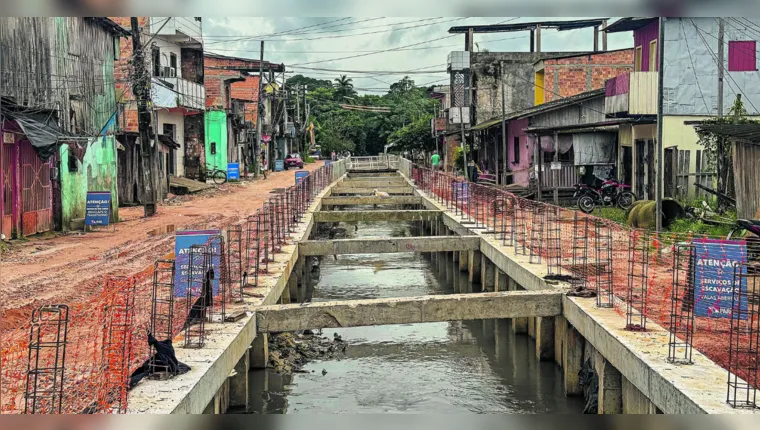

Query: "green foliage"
(696, 95), (760, 210)
(667, 218), (734, 238)
(284, 74), (333, 92)
(388, 117), (435, 153)
(453, 146), (465, 171)
(333, 75), (357, 102)
(303, 154), (316, 164)
(595, 207), (628, 225)
(289, 75), (439, 156)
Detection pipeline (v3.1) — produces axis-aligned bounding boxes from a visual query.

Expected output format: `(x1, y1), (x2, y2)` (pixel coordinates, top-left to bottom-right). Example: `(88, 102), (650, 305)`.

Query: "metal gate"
(1, 142), (14, 238)
(19, 139), (53, 236)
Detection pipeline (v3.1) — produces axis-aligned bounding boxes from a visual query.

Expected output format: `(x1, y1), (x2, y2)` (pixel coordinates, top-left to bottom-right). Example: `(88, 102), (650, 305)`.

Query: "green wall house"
(54, 17), (124, 230)
(59, 136), (120, 229)
(205, 110), (228, 174)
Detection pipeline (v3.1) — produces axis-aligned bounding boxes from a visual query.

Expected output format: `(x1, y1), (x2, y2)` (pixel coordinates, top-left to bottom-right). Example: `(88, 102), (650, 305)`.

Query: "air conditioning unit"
(162, 66), (176, 78)
(448, 107), (470, 125)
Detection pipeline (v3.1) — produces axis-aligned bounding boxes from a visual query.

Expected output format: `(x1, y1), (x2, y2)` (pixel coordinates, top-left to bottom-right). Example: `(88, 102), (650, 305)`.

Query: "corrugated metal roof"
(471, 88), (605, 131)
(604, 17), (656, 33)
(449, 19), (609, 34)
(695, 123), (760, 143)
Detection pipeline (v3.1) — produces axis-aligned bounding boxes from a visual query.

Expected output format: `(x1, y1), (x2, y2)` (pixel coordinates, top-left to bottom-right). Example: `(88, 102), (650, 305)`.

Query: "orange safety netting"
(411, 164), (759, 393)
(0, 162), (341, 414)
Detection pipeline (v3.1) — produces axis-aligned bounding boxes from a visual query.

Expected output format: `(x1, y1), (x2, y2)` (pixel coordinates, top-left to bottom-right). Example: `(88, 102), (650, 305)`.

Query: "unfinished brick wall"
(181, 48), (204, 84)
(184, 114), (205, 180)
(231, 76), (260, 124)
(110, 17), (150, 133)
(542, 49), (633, 103)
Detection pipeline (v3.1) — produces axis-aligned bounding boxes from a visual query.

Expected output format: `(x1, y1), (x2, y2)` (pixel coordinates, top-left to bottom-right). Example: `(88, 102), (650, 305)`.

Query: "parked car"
(284, 153), (304, 169)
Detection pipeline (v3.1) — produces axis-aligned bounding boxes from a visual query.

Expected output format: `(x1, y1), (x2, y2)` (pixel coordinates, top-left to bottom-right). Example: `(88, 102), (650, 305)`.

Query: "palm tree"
(333, 75), (356, 101)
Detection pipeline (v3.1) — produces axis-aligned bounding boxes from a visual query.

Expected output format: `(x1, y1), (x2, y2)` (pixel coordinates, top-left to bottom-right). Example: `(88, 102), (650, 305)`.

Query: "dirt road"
(0, 163), (322, 314)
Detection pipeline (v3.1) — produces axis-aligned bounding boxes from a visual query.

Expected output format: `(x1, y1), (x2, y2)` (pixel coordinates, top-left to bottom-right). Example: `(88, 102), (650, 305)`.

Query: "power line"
(203, 17), (445, 39)
(689, 18), (760, 113)
(203, 17), (471, 45)
(679, 19), (711, 113)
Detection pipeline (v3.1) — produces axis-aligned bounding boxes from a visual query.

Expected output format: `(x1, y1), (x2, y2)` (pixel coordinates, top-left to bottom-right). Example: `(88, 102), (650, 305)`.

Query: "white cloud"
(202, 17), (634, 93)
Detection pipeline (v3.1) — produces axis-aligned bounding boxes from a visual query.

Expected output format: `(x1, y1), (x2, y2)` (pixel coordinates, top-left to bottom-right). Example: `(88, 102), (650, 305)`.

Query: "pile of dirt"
(267, 331), (347, 373)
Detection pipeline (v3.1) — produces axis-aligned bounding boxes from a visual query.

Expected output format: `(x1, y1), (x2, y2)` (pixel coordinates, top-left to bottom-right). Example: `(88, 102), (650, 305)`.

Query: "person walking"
(431, 150), (440, 170)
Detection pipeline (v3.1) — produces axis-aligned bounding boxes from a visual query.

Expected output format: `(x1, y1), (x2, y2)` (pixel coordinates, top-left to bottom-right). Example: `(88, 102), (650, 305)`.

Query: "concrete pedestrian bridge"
(127, 160), (756, 416)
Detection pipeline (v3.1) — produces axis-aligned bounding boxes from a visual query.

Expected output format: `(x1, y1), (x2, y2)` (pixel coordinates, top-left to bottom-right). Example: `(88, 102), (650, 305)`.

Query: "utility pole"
(655, 17), (666, 232)
(269, 69), (276, 168)
(500, 61), (507, 186)
(459, 105), (469, 181)
(295, 85), (301, 154)
(717, 18), (725, 117)
(130, 17), (157, 217)
(255, 41), (264, 178)
(303, 85), (311, 154)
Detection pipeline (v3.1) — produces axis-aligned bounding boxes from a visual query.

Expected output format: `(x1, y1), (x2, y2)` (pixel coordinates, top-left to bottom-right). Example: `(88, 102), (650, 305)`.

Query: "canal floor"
(245, 218), (585, 414)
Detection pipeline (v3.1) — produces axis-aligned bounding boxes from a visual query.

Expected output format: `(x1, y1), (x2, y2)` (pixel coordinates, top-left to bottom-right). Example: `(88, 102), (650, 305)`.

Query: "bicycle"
(206, 164), (227, 185)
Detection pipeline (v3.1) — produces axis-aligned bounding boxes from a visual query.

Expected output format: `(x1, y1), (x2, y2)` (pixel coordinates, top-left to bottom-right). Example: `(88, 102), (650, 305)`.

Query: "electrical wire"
(689, 18), (760, 113)
(679, 19), (711, 113)
(203, 17), (472, 45)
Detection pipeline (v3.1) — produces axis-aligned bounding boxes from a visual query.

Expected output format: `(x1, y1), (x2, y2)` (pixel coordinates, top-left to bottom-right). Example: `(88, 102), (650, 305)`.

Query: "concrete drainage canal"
(236, 209), (584, 414)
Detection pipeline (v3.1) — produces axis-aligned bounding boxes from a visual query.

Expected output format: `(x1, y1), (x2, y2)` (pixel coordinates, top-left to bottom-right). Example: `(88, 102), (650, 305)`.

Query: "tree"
(333, 75), (356, 102)
(696, 94), (759, 212)
(287, 75), (439, 156)
(389, 116), (435, 153)
(284, 74), (332, 92)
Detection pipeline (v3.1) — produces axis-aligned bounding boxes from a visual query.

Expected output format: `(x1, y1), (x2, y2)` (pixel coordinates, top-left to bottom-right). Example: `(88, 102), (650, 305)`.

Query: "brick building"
(203, 53), (284, 175)
(111, 16), (206, 198)
(534, 49), (634, 104)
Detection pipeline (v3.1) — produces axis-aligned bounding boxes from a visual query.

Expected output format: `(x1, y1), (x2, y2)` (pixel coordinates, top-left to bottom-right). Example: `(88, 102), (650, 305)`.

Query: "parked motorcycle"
(574, 178), (636, 213)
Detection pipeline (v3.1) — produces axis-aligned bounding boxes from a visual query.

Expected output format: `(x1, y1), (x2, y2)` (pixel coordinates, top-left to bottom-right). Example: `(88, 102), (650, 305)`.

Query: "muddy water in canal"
(245, 218), (584, 414)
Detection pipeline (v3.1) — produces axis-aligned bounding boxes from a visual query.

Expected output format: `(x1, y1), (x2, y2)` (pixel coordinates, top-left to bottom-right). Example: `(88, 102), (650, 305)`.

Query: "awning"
(158, 134), (181, 149)
(2, 111), (68, 161)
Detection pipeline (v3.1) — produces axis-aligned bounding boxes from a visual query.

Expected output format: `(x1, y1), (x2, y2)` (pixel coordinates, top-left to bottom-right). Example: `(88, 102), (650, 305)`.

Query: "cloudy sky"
(202, 17), (634, 93)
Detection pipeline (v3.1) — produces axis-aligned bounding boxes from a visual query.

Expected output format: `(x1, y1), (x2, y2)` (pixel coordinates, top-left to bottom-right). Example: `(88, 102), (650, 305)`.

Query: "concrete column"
(453, 250), (460, 263)
(535, 317), (555, 361)
(495, 270), (508, 293)
(250, 333), (269, 370)
(481, 255), (496, 292)
(288, 275), (298, 304)
(438, 251), (447, 272)
(303, 257), (313, 303)
(622, 376), (657, 414)
(528, 317), (536, 339)
(280, 282), (291, 304)
(229, 348), (250, 410)
(459, 250), (469, 272)
(208, 378), (230, 414)
(468, 250), (482, 287)
(507, 276), (528, 334)
(554, 315), (567, 367)
(563, 325), (584, 397)
(597, 357), (623, 414)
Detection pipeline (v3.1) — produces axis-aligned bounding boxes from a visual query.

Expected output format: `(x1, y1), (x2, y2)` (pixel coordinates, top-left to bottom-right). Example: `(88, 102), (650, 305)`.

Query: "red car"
(284, 153), (304, 169)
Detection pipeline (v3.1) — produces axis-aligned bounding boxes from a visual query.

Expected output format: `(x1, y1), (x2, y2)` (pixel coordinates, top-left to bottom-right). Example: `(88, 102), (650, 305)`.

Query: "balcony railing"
(151, 77), (205, 111)
(149, 17), (202, 45)
(604, 71), (658, 116)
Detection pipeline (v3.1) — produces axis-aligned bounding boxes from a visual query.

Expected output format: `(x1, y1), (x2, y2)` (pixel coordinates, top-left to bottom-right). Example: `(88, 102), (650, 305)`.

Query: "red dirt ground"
(0, 163), (322, 327)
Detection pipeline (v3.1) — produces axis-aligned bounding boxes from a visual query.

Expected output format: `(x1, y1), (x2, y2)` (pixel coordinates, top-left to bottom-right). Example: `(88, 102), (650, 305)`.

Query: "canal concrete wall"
(128, 167), (755, 415)
(408, 173), (752, 415)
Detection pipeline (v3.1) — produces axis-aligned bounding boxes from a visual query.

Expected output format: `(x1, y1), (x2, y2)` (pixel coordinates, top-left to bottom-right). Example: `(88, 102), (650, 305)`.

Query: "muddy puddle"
(240, 216), (584, 414)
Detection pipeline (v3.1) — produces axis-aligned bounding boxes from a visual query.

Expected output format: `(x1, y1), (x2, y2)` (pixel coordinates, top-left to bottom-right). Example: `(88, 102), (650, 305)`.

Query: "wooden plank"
(695, 150), (702, 198)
